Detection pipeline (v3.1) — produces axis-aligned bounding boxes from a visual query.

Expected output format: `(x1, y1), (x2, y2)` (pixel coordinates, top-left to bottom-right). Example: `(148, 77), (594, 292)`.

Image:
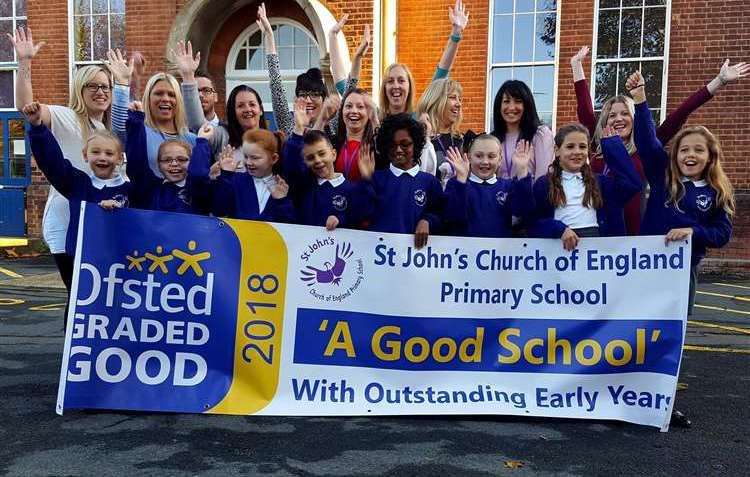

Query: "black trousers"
(52, 253), (74, 328)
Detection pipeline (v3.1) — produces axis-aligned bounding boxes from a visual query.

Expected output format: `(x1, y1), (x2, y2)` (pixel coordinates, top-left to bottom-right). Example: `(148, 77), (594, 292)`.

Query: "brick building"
(1, 0), (748, 272)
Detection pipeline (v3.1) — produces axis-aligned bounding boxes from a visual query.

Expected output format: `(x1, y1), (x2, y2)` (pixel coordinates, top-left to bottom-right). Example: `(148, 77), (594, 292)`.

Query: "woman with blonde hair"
(9, 27), (113, 323)
(108, 49), (197, 176)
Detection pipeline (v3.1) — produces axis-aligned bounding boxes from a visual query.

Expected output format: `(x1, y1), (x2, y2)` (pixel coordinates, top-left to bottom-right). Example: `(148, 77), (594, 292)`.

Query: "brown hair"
(84, 130), (123, 157)
(548, 123), (602, 209)
(242, 128), (285, 159)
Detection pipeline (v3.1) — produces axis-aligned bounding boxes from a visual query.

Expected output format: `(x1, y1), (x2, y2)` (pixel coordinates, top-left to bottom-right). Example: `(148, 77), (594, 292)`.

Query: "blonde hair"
(594, 95), (636, 155)
(84, 130), (123, 157)
(379, 63), (416, 119)
(142, 73), (189, 135)
(667, 126), (735, 217)
(157, 139), (192, 159)
(69, 65), (112, 141)
(416, 78), (464, 137)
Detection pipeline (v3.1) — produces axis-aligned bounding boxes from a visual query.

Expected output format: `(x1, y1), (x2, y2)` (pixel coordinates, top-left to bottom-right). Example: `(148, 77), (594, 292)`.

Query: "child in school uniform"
(528, 123), (642, 250)
(442, 134), (535, 237)
(629, 71), (733, 316)
(125, 102), (213, 214)
(357, 113), (445, 248)
(211, 128), (295, 222)
(282, 100), (372, 230)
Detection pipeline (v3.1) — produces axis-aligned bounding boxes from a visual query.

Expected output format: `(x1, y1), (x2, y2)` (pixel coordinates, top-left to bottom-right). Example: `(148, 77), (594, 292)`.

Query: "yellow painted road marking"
(0, 298), (24, 305)
(29, 303), (66, 311)
(697, 290), (750, 302)
(711, 282), (750, 291)
(0, 266), (22, 278)
(695, 304), (750, 316)
(688, 320), (750, 335)
(684, 345), (750, 355)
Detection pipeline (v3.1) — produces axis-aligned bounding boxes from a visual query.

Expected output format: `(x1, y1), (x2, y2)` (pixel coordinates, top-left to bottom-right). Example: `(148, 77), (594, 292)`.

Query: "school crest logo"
(414, 189), (426, 207)
(331, 194), (348, 212)
(299, 239), (364, 302)
(496, 191), (508, 205)
(696, 194), (712, 212)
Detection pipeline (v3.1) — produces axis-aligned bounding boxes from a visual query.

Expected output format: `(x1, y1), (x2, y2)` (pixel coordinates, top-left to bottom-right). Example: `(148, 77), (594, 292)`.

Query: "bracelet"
(627, 83), (645, 93)
(450, 34), (462, 43)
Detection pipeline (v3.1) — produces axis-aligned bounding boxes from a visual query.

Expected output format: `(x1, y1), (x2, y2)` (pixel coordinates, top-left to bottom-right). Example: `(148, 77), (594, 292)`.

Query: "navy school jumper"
(125, 110), (211, 214)
(444, 174), (535, 238)
(634, 100), (731, 265)
(528, 135), (643, 238)
(211, 164), (296, 223)
(281, 132), (374, 227)
(28, 123), (132, 257)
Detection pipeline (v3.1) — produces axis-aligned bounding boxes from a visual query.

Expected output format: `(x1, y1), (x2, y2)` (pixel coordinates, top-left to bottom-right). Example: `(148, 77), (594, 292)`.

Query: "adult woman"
(108, 49), (197, 176)
(9, 27), (112, 321)
(490, 80), (554, 181)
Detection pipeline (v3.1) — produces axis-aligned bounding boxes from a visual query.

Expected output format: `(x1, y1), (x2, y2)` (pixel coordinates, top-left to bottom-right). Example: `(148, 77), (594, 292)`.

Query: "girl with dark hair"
(491, 80), (554, 181)
(358, 113), (444, 248)
(528, 123), (641, 251)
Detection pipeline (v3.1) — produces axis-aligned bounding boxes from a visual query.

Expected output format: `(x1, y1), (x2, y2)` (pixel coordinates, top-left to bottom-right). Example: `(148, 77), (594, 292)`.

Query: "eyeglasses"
(198, 87), (216, 94)
(84, 83), (111, 93)
(391, 141), (414, 151)
(158, 157), (190, 164)
(297, 91), (324, 100)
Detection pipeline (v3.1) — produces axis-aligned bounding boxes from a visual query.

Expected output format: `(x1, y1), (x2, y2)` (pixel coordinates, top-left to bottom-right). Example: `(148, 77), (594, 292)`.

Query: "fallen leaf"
(504, 460), (525, 469)
(676, 382), (689, 391)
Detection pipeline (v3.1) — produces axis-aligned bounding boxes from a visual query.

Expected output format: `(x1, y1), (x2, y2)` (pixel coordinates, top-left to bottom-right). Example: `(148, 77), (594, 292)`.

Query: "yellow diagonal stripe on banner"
(209, 220), (287, 415)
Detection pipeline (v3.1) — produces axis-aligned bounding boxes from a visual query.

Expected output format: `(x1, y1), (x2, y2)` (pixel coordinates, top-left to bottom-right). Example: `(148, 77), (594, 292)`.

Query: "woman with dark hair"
(491, 80), (554, 180)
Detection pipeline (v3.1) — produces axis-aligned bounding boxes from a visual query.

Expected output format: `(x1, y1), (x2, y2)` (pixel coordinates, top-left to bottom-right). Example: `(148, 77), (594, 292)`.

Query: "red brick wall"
(322, 0), (374, 93)
(126, 0), (178, 92)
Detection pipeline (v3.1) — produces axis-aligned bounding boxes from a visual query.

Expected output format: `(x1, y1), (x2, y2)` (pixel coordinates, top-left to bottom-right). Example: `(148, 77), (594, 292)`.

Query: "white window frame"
(225, 19), (321, 112)
(590, 0), (671, 121)
(485, 0), (562, 131)
(0, 0), (28, 110)
(67, 0), (126, 84)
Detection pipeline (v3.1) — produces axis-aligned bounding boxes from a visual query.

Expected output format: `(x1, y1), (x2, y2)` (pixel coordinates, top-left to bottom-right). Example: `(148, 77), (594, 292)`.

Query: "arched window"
(226, 20), (320, 115)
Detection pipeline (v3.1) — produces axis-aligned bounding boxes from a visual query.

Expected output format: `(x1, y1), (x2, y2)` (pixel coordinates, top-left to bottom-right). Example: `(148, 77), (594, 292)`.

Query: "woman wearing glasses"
(9, 27), (113, 322)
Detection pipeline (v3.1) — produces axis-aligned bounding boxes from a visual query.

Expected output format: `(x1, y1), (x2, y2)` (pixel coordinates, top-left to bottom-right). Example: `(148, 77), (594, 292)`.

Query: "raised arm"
(600, 128), (642, 205)
(125, 105), (160, 191)
(570, 46), (596, 136)
(255, 4), (293, 135)
(328, 14), (351, 93)
(9, 27), (50, 126)
(171, 40), (206, 133)
(433, 0), (469, 80)
(106, 49), (134, 144)
(628, 71), (668, 185)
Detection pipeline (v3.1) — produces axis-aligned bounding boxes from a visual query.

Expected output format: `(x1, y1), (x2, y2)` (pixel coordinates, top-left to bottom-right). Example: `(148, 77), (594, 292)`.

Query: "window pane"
(278, 46), (293, 69)
(513, 66), (533, 87)
(278, 25), (293, 47)
(92, 0), (107, 14)
(622, 0), (642, 6)
(492, 15), (512, 63)
(294, 27), (307, 45)
(0, 70), (13, 107)
(0, 20), (12, 62)
(92, 14), (109, 61)
(641, 60), (663, 108)
(0, 0), (12, 17)
(110, 0), (125, 14)
(516, 0), (535, 13)
(9, 118), (25, 178)
(294, 45), (308, 69)
(234, 49), (247, 70)
(14, 0), (25, 16)
(596, 10), (619, 59)
(645, 0), (665, 5)
(110, 14), (125, 51)
(619, 9), (642, 58)
(534, 12), (555, 61)
(494, 0), (512, 14)
(309, 47), (319, 66)
(533, 64), (555, 118)
(489, 67), (512, 127)
(247, 31), (261, 47)
(74, 0), (89, 15)
(74, 16), (92, 61)
(513, 14), (534, 62)
(537, 0), (556, 11)
(594, 62), (616, 109)
(249, 47), (264, 70)
(616, 61), (639, 95)
(600, 0), (619, 8)
(642, 7), (665, 56)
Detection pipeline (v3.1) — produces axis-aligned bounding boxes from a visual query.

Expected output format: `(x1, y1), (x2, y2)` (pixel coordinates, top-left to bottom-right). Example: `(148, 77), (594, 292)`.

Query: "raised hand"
(419, 113), (433, 138)
(625, 70), (646, 103)
(449, 0), (469, 34)
(561, 227), (580, 251)
(270, 175), (289, 199)
(128, 101), (143, 112)
(364, 93), (380, 129)
(198, 123), (214, 140)
(292, 97), (308, 134)
(357, 141), (375, 180)
(218, 145), (239, 172)
(325, 215), (340, 231)
(22, 102), (42, 126)
(511, 140), (533, 178)
(329, 14), (349, 36)
(354, 25), (371, 58)
(445, 146), (469, 183)
(7, 27), (44, 60)
(601, 125), (617, 138)
(106, 48), (134, 85)
(170, 40), (200, 81)
(570, 45), (590, 66)
(414, 219), (430, 249)
(718, 59), (750, 85)
(320, 95), (341, 123)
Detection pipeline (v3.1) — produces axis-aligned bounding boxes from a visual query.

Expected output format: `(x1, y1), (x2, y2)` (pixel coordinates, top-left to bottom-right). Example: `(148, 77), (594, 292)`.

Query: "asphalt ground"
(1, 258), (749, 476)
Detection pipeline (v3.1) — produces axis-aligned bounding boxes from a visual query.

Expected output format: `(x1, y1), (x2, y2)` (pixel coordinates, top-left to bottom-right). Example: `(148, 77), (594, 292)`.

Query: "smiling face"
(385, 66), (410, 113)
(500, 93), (524, 127)
(469, 138), (502, 180)
(676, 132), (710, 180)
(297, 91), (324, 122)
(149, 79), (177, 125)
(343, 93), (368, 135)
(302, 138), (336, 180)
(235, 90), (262, 131)
(157, 142), (190, 183)
(390, 128), (415, 170)
(82, 71), (112, 116)
(556, 131), (589, 173)
(605, 101), (633, 140)
(196, 76), (218, 117)
(83, 136), (122, 179)
(441, 89), (462, 129)
(242, 142), (277, 178)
